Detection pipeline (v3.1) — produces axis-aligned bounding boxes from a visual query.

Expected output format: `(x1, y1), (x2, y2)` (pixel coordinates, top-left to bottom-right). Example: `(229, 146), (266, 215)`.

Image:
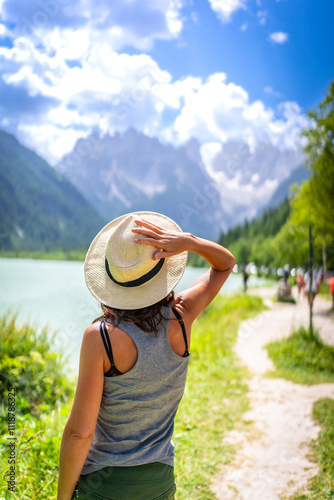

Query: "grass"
(0, 404), (73, 500)
(174, 293), (266, 499)
(265, 326), (334, 385)
(0, 314), (75, 499)
(318, 281), (333, 303)
(0, 249), (87, 261)
(0, 293), (266, 499)
(288, 398), (334, 500)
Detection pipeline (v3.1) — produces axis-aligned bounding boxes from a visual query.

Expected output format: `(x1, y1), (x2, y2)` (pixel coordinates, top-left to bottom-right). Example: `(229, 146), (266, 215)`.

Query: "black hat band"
(105, 257), (165, 288)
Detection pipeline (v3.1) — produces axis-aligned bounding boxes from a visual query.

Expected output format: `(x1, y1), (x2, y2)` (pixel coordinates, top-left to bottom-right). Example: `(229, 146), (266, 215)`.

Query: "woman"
(57, 211), (235, 500)
(296, 269), (305, 300)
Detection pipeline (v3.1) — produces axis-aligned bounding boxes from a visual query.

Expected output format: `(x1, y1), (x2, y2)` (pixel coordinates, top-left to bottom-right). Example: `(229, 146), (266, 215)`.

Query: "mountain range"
(57, 128), (305, 238)
(0, 127), (309, 252)
(57, 128), (223, 239)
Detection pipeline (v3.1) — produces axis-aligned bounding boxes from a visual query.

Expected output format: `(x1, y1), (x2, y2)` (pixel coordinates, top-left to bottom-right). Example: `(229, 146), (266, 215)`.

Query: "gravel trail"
(211, 288), (334, 500)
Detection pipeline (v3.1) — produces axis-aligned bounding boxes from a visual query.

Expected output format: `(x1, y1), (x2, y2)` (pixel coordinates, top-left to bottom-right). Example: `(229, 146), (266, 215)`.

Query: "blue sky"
(150, 0), (334, 110)
(0, 0), (332, 164)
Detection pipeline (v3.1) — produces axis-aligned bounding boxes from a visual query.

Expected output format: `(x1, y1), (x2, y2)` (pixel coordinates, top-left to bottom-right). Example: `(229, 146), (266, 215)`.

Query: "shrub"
(0, 314), (75, 499)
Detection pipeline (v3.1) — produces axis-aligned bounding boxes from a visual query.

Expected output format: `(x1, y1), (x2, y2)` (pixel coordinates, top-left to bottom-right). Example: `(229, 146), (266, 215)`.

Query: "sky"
(0, 0), (333, 165)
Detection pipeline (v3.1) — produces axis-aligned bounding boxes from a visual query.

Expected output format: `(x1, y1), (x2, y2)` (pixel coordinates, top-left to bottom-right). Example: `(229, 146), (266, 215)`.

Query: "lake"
(0, 258), (274, 375)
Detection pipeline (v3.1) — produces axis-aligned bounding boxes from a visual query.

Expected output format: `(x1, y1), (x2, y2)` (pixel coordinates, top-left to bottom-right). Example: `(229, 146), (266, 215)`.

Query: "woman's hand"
(132, 217), (236, 325)
(132, 219), (193, 260)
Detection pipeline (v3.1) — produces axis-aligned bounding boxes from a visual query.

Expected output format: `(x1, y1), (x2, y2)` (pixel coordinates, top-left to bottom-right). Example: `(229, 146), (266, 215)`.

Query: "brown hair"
(93, 291), (175, 336)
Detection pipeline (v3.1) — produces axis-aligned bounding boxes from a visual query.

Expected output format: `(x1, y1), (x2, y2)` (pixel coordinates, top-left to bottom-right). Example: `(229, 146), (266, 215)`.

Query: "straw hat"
(84, 211), (188, 310)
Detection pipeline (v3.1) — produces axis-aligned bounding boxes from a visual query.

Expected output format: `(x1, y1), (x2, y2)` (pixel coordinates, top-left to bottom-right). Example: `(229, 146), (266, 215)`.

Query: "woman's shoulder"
(84, 320), (102, 336)
(82, 319), (114, 346)
(78, 321), (108, 368)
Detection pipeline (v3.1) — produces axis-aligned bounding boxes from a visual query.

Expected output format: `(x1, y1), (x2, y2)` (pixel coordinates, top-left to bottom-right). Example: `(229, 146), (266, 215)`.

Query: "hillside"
(0, 130), (105, 252)
(215, 199), (291, 268)
(219, 199), (290, 248)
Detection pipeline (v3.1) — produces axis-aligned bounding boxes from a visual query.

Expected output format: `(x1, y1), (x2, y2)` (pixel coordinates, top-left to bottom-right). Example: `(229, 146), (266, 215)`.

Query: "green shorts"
(72, 462), (176, 500)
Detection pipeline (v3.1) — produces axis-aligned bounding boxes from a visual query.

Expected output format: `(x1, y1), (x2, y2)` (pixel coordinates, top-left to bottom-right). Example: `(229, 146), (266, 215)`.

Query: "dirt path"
(211, 288), (334, 500)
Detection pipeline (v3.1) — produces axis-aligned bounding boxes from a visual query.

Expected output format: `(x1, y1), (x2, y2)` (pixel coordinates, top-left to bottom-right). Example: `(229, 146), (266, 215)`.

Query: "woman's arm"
(57, 325), (104, 500)
(132, 219), (236, 324)
(173, 235), (236, 321)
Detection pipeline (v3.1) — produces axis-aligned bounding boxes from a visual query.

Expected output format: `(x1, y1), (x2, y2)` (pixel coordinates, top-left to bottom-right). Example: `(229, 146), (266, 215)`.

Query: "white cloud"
(166, 72), (304, 153)
(0, 16), (307, 168)
(1, 0), (185, 51)
(0, 35), (176, 161)
(208, 0), (246, 23)
(164, 74), (308, 172)
(205, 161), (280, 219)
(240, 23), (247, 31)
(279, 101), (302, 119)
(257, 10), (267, 25)
(0, 22), (10, 36)
(0, 32), (308, 165)
(17, 122), (85, 164)
(264, 85), (283, 98)
(200, 142), (222, 166)
(269, 31), (289, 44)
(191, 11), (199, 24)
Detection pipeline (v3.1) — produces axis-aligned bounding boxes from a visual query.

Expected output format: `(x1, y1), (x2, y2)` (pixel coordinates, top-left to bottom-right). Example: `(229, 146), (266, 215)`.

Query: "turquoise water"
(0, 258), (273, 374)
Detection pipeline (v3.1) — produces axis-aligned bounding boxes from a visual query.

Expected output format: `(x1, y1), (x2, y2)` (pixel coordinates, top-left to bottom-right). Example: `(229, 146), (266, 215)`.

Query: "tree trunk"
(322, 240), (327, 278)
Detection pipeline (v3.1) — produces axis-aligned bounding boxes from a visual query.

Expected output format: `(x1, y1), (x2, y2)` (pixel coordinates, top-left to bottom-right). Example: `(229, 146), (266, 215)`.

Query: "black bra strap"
(171, 307), (190, 357)
(99, 318), (116, 368)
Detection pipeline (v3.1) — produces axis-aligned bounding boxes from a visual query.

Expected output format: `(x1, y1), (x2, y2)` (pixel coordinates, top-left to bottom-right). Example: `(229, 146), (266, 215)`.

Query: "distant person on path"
(329, 275), (334, 309)
(57, 211), (235, 500)
(243, 265), (249, 293)
(283, 264), (290, 284)
(296, 269), (305, 300)
(304, 268), (319, 306)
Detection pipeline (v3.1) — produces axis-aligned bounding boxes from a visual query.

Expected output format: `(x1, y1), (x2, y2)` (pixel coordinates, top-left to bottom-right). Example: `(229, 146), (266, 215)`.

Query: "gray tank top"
(81, 305), (190, 475)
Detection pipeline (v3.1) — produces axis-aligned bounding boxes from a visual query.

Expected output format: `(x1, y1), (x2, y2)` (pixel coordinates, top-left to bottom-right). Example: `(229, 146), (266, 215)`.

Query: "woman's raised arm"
(132, 219), (235, 325)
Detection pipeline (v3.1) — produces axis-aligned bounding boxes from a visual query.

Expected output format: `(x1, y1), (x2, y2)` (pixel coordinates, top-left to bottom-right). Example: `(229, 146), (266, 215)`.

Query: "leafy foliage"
(218, 199), (290, 266)
(0, 314), (74, 422)
(301, 80), (334, 235)
(0, 314), (75, 499)
(290, 80), (334, 269)
(269, 220), (309, 268)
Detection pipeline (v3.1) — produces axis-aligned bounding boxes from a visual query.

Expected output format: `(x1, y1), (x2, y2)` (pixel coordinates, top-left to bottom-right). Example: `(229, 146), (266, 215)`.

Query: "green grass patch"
(318, 281), (332, 303)
(265, 326), (334, 385)
(174, 293), (266, 499)
(0, 314), (75, 499)
(289, 398), (334, 499)
(0, 249), (87, 261)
